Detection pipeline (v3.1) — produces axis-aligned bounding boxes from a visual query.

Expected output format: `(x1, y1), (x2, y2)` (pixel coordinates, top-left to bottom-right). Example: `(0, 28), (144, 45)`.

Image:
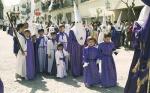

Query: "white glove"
(97, 60), (102, 73)
(96, 60), (102, 64)
(83, 62), (89, 68)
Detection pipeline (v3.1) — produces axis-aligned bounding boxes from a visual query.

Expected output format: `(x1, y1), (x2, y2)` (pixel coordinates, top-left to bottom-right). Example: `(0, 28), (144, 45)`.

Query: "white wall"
(49, 0), (144, 23)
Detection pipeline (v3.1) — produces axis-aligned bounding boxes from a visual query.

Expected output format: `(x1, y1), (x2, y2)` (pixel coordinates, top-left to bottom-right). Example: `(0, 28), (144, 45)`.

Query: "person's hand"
(83, 63), (89, 68)
(22, 52), (27, 56)
(96, 60), (102, 64)
(57, 64), (60, 66)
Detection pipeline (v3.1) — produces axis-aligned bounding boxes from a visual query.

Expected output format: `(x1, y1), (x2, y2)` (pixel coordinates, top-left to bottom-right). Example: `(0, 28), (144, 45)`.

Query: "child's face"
(24, 32), (31, 38)
(59, 27), (65, 32)
(88, 40), (95, 47)
(38, 32), (44, 36)
(104, 37), (111, 43)
(58, 46), (63, 50)
(32, 36), (37, 41)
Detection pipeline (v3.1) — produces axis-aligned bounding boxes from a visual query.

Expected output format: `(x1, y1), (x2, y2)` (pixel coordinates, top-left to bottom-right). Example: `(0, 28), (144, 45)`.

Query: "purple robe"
(67, 30), (84, 77)
(142, 0), (150, 6)
(111, 26), (121, 48)
(125, 2), (150, 91)
(83, 46), (101, 86)
(0, 79), (3, 93)
(26, 38), (36, 80)
(124, 22), (142, 93)
(98, 42), (117, 87)
(33, 42), (39, 75)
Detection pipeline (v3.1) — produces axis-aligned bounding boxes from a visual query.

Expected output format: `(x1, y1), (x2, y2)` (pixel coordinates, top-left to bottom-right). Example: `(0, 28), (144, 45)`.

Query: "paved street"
(0, 30), (134, 93)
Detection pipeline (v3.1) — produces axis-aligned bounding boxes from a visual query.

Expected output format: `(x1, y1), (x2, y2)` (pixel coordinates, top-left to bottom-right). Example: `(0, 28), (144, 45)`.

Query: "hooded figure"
(67, 2), (86, 77)
(113, 11), (122, 48)
(49, 0), (54, 11)
(98, 13), (109, 44)
(124, 5), (150, 93)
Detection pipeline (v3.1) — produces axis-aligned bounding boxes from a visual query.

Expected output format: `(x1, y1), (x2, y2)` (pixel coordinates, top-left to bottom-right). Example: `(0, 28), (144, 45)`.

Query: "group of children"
(83, 34), (117, 88)
(12, 22), (118, 88)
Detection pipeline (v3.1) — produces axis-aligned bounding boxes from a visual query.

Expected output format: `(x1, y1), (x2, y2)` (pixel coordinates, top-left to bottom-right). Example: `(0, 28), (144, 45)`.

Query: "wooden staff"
(6, 12), (24, 54)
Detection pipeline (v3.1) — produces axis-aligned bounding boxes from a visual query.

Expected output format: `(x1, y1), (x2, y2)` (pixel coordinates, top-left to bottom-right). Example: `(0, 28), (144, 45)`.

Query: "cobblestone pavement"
(0, 30), (134, 93)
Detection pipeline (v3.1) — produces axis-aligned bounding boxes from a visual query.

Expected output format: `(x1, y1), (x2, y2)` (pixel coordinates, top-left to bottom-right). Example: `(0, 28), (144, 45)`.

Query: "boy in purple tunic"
(24, 29), (35, 80)
(0, 79), (3, 93)
(83, 37), (101, 87)
(98, 33), (117, 87)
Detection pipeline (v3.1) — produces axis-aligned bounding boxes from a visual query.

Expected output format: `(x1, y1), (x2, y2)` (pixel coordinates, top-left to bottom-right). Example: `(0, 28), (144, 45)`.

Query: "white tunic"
(16, 32), (27, 78)
(55, 50), (68, 78)
(47, 39), (57, 73)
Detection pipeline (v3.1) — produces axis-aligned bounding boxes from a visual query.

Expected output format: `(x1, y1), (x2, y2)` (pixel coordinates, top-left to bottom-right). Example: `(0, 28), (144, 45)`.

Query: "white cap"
(114, 11), (122, 31)
(101, 13), (107, 27)
(71, 2), (86, 46)
(74, 2), (82, 23)
(100, 12), (108, 32)
(137, 5), (150, 27)
(49, 0), (54, 11)
(117, 11), (122, 26)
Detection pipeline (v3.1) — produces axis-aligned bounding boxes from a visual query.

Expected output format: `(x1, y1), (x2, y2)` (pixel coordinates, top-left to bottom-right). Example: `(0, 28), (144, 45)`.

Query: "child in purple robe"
(98, 33), (117, 88)
(24, 29), (35, 80)
(0, 79), (4, 93)
(83, 37), (101, 88)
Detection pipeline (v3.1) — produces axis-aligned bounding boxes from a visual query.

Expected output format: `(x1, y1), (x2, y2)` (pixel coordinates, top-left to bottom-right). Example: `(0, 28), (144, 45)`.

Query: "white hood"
(72, 2), (86, 46)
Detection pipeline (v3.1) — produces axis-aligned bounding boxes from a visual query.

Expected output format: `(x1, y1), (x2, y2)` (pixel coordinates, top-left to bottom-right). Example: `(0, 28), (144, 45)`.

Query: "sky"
(2, 0), (21, 7)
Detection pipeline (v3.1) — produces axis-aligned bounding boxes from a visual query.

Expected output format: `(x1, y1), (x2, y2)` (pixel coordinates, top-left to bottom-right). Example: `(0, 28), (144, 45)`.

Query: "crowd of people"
(1, 0), (150, 93)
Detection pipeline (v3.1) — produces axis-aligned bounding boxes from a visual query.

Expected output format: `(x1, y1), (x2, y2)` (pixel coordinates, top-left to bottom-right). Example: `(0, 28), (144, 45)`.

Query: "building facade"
(0, 0), (4, 19)
(47, 0), (144, 24)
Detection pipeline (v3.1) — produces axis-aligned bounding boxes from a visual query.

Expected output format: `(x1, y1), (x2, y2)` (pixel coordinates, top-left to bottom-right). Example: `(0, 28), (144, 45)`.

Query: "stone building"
(0, 0), (4, 19)
(47, 0), (144, 24)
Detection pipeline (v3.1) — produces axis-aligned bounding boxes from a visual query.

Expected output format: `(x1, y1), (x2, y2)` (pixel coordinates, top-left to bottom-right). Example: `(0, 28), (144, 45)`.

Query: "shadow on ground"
(18, 75), (49, 93)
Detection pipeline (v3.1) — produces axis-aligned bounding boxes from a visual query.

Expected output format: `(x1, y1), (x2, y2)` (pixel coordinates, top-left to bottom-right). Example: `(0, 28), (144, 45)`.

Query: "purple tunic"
(67, 30), (84, 77)
(83, 46), (101, 86)
(98, 42), (117, 87)
(26, 38), (36, 80)
(0, 79), (3, 93)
